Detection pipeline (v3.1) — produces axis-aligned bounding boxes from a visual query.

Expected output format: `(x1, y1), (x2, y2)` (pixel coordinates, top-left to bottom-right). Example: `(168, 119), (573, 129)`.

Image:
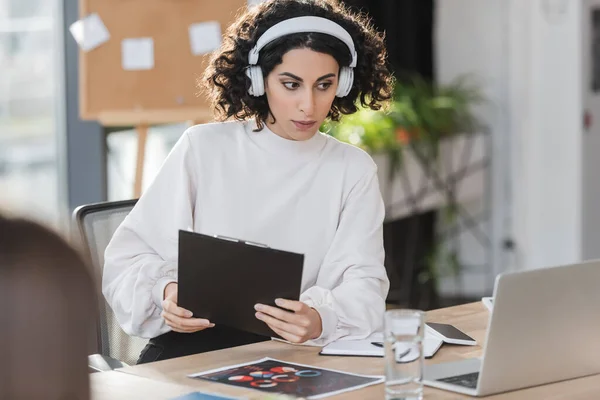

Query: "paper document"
(189, 357), (383, 399)
(69, 13), (110, 52)
(319, 332), (443, 358)
(121, 38), (154, 71)
(247, 0), (266, 7)
(189, 21), (222, 55)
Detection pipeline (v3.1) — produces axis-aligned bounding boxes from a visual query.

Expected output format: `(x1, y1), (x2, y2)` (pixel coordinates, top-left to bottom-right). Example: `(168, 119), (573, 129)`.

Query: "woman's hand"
(161, 282), (215, 333)
(254, 298), (323, 343)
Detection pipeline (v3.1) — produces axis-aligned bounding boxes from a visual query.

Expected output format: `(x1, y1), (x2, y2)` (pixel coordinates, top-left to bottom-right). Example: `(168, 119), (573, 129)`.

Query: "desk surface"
(114, 302), (600, 399)
(91, 371), (198, 400)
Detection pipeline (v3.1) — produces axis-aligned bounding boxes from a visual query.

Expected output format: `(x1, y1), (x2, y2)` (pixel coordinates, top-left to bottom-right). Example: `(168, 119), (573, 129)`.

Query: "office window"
(0, 0), (61, 226)
(107, 123), (189, 201)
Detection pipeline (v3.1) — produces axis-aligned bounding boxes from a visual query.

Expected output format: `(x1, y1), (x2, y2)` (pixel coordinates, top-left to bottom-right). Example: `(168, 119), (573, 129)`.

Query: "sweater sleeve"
(102, 131), (197, 339)
(300, 168), (390, 346)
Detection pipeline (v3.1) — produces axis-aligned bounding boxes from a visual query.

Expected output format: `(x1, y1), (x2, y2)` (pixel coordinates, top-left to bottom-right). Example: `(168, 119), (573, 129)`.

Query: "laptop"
(423, 260), (600, 396)
(177, 230), (304, 338)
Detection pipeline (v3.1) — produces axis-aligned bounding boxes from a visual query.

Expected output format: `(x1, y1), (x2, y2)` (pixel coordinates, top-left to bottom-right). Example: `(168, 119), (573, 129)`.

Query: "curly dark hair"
(202, 0), (394, 130)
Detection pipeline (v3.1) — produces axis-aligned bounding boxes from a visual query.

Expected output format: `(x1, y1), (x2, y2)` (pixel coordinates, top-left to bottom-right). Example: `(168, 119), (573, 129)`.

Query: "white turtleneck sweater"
(102, 119), (389, 346)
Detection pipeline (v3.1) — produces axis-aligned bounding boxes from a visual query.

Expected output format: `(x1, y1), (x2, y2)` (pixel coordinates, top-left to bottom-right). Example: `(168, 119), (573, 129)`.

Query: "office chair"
(73, 199), (148, 370)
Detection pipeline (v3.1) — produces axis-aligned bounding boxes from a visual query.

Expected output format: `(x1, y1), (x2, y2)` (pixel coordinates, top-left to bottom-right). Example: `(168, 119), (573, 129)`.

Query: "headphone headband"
(248, 16), (357, 68)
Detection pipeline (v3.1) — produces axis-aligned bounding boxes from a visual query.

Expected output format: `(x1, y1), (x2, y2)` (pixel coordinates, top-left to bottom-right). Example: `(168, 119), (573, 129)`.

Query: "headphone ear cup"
(336, 67), (354, 97)
(246, 66), (265, 97)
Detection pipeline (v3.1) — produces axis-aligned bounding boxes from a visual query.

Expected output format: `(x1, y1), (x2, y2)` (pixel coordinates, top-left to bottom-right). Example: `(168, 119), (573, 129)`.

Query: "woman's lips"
(292, 120), (317, 130)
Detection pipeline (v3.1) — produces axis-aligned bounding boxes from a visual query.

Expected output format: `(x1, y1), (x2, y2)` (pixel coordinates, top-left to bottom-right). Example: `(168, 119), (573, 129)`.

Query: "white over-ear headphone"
(245, 16), (358, 98)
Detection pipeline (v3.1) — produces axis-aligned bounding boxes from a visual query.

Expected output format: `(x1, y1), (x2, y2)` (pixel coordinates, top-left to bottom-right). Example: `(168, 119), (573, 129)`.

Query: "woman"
(0, 214), (96, 399)
(103, 0), (394, 363)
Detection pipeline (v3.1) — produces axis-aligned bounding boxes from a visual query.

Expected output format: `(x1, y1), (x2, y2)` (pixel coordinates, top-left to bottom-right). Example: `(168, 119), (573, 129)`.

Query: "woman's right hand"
(161, 282), (215, 333)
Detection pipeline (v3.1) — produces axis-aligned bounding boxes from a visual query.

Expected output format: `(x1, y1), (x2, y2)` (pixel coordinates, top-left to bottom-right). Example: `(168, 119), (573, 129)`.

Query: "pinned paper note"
(247, 0), (266, 7)
(121, 38), (154, 71)
(189, 21), (222, 56)
(69, 13), (110, 52)
(248, 0), (266, 7)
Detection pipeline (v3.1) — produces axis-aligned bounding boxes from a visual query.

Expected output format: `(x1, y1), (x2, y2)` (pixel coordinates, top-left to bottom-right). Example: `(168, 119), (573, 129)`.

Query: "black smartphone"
(426, 322), (477, 346)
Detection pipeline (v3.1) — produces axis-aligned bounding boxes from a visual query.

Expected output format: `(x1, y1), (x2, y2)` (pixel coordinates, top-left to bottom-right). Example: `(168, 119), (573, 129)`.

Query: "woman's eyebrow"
(278, 72), (336, 81)
(316, 73), (336, 81)
(279, 72), (303, 81)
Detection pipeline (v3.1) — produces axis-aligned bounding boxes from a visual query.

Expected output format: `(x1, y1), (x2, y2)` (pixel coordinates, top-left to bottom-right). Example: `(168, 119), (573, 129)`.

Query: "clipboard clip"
(214, 235), (270, 248)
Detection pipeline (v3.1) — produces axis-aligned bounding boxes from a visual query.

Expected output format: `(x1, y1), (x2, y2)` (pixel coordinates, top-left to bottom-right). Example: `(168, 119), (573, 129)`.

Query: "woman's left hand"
(254, 298), (323, 343)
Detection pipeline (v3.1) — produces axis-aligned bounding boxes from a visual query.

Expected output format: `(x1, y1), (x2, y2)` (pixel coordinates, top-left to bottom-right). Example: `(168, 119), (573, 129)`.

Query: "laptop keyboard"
(437, 372), (479, 389)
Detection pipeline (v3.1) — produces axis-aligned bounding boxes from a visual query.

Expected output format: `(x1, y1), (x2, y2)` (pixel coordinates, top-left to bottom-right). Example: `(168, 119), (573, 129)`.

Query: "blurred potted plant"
(327, 74), (483, 177)
(325, 74), (485, 307)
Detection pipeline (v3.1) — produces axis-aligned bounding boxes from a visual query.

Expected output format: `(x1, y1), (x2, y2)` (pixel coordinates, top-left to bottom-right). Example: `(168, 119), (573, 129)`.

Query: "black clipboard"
(177, 230), (304, 338)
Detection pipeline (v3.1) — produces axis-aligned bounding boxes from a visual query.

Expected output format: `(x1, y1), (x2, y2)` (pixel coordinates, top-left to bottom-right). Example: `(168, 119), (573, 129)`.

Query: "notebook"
(170, 392), (243, 400)
(482, 296), (494, 311)
(177, 230), (304, 339)
(319, 332), (443, 359)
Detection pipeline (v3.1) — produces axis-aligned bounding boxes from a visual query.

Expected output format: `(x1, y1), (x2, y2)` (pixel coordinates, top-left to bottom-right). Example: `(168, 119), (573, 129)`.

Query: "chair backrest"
(73, 199), (148, 366)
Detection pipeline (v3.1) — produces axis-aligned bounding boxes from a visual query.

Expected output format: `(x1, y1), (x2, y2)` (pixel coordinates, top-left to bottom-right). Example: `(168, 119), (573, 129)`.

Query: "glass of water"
(384, 309), (425, 400)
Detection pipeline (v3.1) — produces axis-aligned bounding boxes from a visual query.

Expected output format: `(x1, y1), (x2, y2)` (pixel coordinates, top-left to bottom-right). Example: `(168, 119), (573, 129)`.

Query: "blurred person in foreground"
(0, 213), (97, 400)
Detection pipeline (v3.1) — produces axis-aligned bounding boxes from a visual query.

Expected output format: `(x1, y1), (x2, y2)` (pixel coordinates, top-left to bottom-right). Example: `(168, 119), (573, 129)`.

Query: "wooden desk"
(114, 302), (600, 399)
(91, 371), (198, 400)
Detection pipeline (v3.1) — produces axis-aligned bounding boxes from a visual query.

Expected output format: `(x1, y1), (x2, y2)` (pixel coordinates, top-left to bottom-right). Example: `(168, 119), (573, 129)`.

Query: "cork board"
(78, 0), (250, 126)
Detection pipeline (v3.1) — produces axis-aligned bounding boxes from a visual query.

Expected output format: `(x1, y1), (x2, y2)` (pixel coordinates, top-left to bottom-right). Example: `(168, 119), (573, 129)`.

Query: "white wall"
(435, 0), (510, 296)
(508, 0), (582, 269)
(435, 0), (583, 292)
